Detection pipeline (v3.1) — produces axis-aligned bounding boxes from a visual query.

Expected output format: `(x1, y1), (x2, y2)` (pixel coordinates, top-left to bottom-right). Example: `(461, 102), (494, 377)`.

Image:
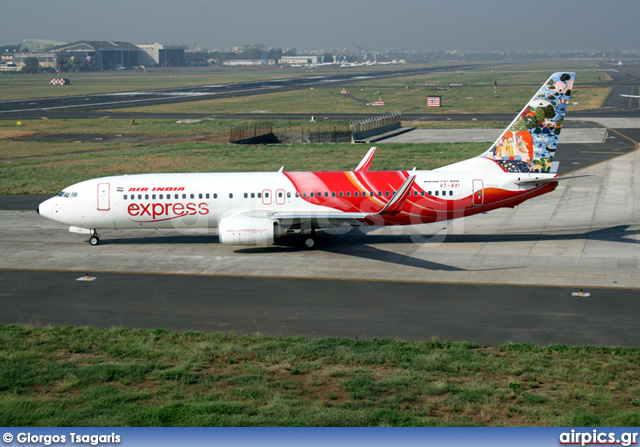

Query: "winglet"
(355, 147), (377, 171)
(376, 175), (416, 216)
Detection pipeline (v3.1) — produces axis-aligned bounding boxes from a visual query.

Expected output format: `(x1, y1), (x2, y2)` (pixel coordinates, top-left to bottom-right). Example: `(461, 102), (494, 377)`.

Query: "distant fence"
(350, 112), (402, 142)
(230, 121), (352, 144)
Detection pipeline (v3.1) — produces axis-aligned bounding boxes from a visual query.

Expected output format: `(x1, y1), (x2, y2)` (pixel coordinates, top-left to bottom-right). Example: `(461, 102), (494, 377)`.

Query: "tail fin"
(480, 72), (575, 173)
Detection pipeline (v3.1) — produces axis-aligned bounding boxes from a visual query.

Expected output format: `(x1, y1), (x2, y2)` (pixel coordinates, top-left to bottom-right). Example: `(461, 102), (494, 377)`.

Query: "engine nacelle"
(218, 216), (287, 246)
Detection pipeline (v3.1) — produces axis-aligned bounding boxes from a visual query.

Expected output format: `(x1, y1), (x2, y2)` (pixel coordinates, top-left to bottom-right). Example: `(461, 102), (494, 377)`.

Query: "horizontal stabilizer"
(515, 174), (594, 186)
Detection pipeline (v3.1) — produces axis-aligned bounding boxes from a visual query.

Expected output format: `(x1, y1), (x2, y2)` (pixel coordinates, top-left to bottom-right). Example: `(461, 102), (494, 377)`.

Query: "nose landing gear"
(88, 232), (100, 246)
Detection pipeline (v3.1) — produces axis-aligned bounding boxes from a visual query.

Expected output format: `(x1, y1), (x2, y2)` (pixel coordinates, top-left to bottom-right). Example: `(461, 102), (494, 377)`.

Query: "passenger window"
(159, 194), (163, 199)
(435, 191), (439, 196)
(426, 191), (430, 196)
(152, 194), (156, 200)
(385, 191), (390, 197)
(339, 192), (343, 198)
(331, 192), (336, 198)
(346, 192), (351, 198)
(199, 193), (203, 199)
(138, 194), (142, 200)
(265, 192), (270, 198)
(174, 194), (179, 199)
(303, 192), (307, 198)
(310, 192), (314, 198)
(324, 192), (328, 198)
(124, 195), (128, 200)
(213, 193), (218, 199)
(182, 194), (187, 199)
(251, 193), (255, 199)
(449, 191), (453, 196)
(354, 191), (358, 197)
(295, 192), (299, 198)
(279, 192), (283, 198)
(258, 193), (262, 198)
(206, 193), (210, 199)
(377, 192), (382, 197)
(244, 193), (248, 198)
(229, 193), (233, 199)
(145, 194), (149, 200)
(287, 192), (291, 198)
(190, 194), (194, 199)
(370, 192), (374, 197)
(71, 192), (77, 198)
(442, 190), (445, 196)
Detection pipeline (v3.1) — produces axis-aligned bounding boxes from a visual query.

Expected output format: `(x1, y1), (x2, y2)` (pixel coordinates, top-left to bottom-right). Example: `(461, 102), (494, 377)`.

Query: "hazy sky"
(2, 0), (639, 52)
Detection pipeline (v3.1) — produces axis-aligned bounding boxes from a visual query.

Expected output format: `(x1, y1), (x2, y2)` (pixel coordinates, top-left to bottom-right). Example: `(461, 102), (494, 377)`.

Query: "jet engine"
(218, 216), (287, 245)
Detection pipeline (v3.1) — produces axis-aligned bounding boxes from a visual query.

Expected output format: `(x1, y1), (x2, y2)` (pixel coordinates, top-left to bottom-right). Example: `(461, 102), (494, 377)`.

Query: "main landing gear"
(302, 234), (317, 250)
(300, 224), (317, 250)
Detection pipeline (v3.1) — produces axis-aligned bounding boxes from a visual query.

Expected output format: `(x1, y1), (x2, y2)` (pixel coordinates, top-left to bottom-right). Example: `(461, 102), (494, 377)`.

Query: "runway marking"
(1, 267), (638, 290)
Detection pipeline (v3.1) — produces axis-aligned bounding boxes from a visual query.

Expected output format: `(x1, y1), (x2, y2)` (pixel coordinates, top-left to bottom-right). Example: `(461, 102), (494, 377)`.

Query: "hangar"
(52, 41), (141, 70)
(137, 43), (187, 67)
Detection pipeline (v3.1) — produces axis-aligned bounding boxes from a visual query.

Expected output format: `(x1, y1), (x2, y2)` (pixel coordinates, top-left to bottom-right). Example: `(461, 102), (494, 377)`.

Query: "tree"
(21, 57), (40, 74)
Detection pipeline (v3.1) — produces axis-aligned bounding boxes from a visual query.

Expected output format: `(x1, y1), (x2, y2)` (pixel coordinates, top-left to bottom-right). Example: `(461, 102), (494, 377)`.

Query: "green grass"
(0, 140), (486, 194)
(0, 325), (638, 426)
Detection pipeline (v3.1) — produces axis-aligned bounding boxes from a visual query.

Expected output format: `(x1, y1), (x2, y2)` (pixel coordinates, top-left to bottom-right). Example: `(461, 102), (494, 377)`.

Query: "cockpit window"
(58, 191), (77, 198)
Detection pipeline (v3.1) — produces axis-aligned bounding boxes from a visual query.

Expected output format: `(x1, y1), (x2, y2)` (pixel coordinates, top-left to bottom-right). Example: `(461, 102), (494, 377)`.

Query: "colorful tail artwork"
(480, 72), (575, 173)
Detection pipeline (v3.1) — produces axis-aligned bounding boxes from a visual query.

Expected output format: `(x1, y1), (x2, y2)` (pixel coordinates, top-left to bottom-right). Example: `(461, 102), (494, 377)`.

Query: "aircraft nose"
(38, 198), (54, 220)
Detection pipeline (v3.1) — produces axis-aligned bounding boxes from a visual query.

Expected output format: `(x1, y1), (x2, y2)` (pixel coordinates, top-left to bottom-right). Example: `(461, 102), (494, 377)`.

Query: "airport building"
(137, 43), (187, 67)
(52, 41), (142, 70)
(280, 55), (322, 65)
(5, 40), (187, 71)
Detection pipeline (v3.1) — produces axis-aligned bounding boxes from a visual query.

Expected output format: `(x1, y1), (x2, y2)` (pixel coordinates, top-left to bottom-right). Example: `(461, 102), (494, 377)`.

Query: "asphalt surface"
(1, 269), (638, 346)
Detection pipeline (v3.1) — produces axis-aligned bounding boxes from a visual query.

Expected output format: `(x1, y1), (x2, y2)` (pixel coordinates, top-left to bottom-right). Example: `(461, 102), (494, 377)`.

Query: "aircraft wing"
(260, 175), (416, 226)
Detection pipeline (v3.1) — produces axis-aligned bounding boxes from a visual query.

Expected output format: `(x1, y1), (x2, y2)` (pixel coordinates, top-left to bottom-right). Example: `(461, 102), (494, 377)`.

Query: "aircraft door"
(97, 183), (110, 211)
(472, 179), (484, 206)
(276, 189), (285, 205)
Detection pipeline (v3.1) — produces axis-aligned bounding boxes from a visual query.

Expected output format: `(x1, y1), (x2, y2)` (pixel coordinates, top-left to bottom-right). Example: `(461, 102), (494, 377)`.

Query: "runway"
(1, 269), (638, 346)
(0, 65), (479, 120)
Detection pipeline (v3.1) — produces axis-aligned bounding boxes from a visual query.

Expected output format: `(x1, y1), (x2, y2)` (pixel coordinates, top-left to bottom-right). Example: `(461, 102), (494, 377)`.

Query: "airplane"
(38, 72), (586, 249)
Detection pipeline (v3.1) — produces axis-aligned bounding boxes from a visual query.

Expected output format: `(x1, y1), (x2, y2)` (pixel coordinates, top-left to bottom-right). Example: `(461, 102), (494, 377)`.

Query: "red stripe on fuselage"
(282, 171), (556, 225)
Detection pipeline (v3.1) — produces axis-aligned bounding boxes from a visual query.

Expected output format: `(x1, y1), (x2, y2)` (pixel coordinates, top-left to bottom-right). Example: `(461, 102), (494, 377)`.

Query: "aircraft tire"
(303, 235), (317, 250)
(89, 235), (100, 246)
